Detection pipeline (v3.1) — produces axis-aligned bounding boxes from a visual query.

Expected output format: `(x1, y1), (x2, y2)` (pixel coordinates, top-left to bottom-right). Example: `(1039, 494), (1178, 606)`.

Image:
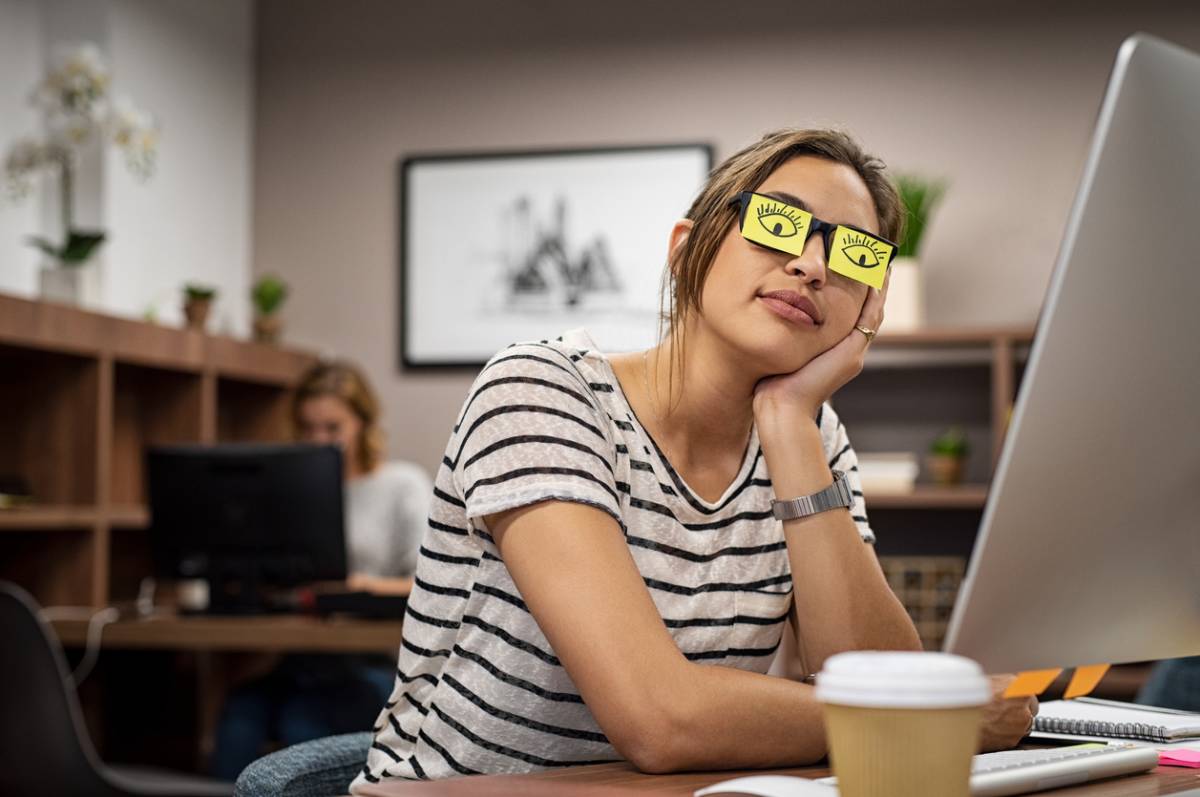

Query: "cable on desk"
(39, 605), (121, 688)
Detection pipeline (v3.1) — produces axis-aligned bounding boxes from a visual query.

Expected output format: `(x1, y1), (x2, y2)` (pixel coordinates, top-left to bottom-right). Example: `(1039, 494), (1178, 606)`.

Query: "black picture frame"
(398, 142), (714, 370)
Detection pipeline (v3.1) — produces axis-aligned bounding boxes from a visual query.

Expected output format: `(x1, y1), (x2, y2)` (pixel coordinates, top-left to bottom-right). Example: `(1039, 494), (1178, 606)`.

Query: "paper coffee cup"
(816, 651), (990, 797)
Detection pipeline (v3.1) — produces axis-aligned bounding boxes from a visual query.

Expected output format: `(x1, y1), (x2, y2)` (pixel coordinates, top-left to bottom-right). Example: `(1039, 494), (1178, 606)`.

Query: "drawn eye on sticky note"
(740, 194), (812, 257)
(828, 227), (893, 290)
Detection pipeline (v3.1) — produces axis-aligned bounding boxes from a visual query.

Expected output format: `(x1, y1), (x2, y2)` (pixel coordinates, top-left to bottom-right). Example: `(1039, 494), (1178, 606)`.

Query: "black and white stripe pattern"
(351, 330), (873, 790)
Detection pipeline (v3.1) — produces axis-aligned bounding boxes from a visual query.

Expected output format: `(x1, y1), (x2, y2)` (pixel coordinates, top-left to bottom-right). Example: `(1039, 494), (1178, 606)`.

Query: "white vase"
(38, 261), (102, 307)
(884, 256), (923, 331)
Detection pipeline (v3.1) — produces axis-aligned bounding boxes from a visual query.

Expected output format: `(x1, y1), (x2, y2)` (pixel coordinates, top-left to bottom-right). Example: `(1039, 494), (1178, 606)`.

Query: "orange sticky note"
(1064, 664), (1111, 699)
(1004, 668), (1063, 698)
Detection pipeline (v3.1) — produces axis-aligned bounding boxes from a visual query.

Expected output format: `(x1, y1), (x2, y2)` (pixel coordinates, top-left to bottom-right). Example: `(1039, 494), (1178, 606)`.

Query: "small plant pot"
(183, 298), (212, 331)
(253, 313), (283, 344)
(926, 453), (966, 486)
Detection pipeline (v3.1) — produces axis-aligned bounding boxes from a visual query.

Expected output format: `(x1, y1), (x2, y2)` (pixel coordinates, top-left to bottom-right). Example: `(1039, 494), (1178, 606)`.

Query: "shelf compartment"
(0, 344), (99, 506)
(111, 363), (208, 506)
(217, 377), (294, 442)
(0, 528), (96, 606)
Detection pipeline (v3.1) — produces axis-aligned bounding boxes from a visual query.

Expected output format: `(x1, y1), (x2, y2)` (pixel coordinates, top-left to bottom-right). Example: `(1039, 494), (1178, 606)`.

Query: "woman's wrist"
(756, 411), (834, 498)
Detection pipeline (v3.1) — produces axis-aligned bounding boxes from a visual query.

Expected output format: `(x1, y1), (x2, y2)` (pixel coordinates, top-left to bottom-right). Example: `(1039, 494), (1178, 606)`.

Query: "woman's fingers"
(857, 265), (891, 333)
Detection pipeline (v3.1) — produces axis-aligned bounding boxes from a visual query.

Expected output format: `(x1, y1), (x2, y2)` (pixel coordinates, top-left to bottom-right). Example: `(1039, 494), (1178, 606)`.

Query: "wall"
(0, 0), (254, 335)
(253, 0), (1200, 475)
(0, 0), (45, 296)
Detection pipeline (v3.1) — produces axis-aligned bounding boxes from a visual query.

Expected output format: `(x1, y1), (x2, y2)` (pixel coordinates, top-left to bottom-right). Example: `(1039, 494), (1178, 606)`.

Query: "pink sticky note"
(1159, 749), (1200, 768)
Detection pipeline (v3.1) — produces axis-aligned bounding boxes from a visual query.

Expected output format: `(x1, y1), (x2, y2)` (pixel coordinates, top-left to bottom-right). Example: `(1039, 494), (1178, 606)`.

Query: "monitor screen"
(147, 443), (346, 611)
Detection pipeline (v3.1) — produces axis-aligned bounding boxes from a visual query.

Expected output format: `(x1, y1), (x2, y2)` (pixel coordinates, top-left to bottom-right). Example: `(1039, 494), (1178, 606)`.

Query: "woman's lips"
(759, 295), (818, 327)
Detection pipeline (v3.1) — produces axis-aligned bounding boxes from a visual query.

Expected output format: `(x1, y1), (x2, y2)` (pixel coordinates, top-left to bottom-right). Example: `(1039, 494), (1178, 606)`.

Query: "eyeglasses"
(729, 191), (896, 290)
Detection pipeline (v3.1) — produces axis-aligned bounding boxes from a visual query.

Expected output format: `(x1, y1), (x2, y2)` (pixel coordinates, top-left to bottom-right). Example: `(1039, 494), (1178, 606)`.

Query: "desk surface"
(51, 613), (404, 654)
(354, 760), (1200, 796)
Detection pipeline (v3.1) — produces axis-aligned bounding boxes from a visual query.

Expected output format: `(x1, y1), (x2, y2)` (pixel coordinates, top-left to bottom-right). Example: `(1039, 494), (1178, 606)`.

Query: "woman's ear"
(667, 219), (694, 278)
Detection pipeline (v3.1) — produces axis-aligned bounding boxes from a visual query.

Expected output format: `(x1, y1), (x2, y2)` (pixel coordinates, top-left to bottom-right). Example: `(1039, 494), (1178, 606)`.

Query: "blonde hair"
(659, 128), (904, 408)
(292, 360), (384, 472)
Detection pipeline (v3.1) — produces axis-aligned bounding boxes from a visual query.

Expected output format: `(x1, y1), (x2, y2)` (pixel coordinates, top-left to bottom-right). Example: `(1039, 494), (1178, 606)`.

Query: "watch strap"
(772, 470), (853, 521)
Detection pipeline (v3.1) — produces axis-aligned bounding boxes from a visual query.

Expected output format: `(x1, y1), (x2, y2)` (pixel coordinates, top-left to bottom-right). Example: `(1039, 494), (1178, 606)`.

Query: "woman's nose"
(785, 233), (828, 285)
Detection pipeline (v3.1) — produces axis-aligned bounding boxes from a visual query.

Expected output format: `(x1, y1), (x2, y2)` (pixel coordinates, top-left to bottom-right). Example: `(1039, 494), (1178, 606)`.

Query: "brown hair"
(658, 128), (904, 408)
(292, 360), (384, 473)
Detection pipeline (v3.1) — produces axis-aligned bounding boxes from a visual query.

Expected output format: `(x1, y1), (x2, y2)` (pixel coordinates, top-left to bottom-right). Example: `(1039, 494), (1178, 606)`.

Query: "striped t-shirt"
(351, 329), (873, 790)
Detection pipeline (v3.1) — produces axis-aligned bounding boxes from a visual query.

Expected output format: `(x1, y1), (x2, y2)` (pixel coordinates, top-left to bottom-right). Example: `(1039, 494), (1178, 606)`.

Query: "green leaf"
(184, 283), (218, 300)
(251, 275), (288, 315)
(59, 230), (106, 263)
(895, 175), (948, 259)
(930, 426), (970, 456)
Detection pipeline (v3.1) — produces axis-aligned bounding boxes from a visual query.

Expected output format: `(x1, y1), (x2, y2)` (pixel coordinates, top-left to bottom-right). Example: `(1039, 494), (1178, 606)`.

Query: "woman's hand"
(978, 674), (1040, 752)
(753, 269), (890, 423)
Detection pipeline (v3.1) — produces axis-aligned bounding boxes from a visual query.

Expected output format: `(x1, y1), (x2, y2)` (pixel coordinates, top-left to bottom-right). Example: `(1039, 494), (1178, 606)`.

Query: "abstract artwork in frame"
(399, 143), (713, 369)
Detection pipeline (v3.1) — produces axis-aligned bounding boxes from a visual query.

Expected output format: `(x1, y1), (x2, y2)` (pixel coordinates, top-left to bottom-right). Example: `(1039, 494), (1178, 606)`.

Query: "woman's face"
(296, 395), (361, 474)
(694, 155), (879, 375)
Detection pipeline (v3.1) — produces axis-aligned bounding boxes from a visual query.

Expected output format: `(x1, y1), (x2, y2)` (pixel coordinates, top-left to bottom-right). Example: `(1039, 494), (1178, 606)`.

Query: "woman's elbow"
(606, 705), (692, 774)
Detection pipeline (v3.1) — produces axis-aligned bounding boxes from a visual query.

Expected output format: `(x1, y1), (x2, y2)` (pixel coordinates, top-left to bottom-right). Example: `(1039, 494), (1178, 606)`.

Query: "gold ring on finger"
(855, 324), (877, 343)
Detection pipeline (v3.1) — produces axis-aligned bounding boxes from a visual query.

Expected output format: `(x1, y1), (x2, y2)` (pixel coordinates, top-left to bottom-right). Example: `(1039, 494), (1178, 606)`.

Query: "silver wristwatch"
(771, 470), (853, 520)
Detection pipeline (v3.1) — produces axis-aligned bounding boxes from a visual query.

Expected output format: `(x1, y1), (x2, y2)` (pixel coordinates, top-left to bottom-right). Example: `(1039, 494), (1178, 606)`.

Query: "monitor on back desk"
(147, 443), (347, 614)
(943, 33), (1200, 674)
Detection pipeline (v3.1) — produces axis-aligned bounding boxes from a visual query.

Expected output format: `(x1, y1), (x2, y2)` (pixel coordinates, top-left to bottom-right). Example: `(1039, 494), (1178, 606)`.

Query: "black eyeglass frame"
(728, 191), (899, 259)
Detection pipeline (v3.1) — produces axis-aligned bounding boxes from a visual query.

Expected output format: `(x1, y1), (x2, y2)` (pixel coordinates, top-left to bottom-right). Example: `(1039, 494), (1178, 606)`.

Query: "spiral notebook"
(1033, 698), (1200, 744)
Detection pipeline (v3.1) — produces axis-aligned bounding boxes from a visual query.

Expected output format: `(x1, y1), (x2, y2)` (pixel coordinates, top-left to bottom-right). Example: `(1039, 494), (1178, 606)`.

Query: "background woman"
(211, 360), (431, 781)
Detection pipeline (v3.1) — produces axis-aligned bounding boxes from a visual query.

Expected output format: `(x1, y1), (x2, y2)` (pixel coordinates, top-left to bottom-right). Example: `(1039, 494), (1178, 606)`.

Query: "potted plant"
(3, 43), (157, 305)
(927, 427), (970, 486)
(183, 284), (217, 331)
(886, 174), (948, 331)
(251, 274), (288, 343)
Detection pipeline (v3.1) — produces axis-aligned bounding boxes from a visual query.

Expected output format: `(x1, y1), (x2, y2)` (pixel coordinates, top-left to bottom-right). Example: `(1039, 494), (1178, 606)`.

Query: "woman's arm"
(346, 573), (413, 595)
(761, 414), (921, 672)
(489, 499), (829, 774)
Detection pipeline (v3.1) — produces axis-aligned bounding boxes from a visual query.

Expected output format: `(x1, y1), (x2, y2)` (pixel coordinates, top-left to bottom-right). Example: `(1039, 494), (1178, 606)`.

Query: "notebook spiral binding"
(1034, 717), (1170, 743)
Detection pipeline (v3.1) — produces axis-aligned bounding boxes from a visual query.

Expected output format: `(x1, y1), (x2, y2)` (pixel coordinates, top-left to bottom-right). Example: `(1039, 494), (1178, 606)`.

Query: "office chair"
(0, 580), (232, 796)
(233, 732), (373, 797)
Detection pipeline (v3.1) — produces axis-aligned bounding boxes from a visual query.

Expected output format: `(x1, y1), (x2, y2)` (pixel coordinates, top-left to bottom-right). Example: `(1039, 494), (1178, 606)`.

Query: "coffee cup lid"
(815, 651), (990, 709)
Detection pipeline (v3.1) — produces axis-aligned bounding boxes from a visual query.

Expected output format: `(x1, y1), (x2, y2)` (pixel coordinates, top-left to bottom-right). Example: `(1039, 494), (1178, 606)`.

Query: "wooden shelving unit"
(844, 325), (1035, 649)
(865, 484), (990, 510)
(0, 292), (318, 608)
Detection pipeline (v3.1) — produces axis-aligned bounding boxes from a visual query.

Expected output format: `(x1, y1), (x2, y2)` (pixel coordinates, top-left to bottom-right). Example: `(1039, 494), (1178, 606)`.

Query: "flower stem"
(59, 151), (73, 238)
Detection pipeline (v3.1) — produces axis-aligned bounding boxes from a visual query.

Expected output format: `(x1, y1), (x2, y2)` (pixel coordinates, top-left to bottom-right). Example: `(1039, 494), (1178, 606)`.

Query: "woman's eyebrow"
(762, 190), (812, 213)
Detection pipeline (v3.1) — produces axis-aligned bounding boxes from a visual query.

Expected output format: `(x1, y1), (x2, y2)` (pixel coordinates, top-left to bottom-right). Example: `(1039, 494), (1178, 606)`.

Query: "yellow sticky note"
(1064, 664), (1111, 699)
(827, 226), (893, 290)
(739, 193), (812, 257)
(1004, 668), (1063, 698)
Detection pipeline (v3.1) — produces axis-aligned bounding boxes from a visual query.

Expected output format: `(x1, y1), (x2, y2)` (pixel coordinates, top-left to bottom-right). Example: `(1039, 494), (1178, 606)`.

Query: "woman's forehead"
(754, 155), (879, 234)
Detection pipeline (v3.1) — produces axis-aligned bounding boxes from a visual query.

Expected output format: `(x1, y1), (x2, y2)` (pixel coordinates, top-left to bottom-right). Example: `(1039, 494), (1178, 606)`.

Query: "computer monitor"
(943, 33), (1200, 673)
(147, 443), (347, 614)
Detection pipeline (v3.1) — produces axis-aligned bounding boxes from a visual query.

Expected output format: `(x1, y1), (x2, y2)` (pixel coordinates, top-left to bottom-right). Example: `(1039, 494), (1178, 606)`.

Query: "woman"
(353, 129), (1034, 789)
(293, 361), (431, 595)
(211, 361), (431, 781)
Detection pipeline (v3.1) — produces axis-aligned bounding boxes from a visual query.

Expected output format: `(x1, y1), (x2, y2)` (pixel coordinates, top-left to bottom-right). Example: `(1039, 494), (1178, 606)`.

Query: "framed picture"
(399, 143), (713, 369)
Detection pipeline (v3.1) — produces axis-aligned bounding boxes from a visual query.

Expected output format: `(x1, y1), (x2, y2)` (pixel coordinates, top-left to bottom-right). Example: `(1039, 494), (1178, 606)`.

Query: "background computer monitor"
(943, 33), (1200, 673)
(147, 443), (346, 613)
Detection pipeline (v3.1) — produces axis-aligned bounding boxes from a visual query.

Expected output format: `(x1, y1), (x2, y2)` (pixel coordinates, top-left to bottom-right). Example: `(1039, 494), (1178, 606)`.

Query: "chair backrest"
(0, 580), (125, 796)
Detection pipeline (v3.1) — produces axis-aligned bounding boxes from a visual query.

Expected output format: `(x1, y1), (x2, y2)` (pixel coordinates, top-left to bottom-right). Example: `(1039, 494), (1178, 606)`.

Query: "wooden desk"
(51, 612), (404, 654)
(354, 760), (1200, 796)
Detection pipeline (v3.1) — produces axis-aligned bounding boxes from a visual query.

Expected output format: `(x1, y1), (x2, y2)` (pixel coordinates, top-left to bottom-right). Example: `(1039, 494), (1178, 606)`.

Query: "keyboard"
(815, 743), (1160, 796)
